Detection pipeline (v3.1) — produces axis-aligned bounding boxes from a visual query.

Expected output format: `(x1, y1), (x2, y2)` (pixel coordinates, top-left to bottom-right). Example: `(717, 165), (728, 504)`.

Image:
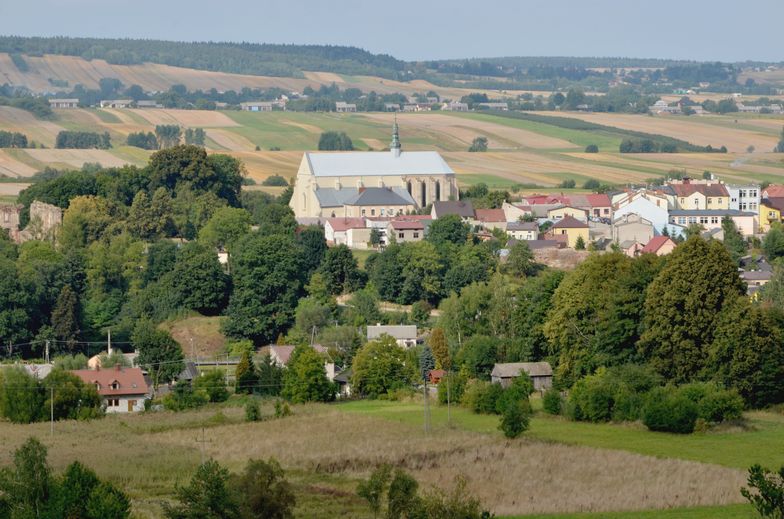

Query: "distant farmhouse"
(48, 98), (79, 109)
(289, 122), (458, 218)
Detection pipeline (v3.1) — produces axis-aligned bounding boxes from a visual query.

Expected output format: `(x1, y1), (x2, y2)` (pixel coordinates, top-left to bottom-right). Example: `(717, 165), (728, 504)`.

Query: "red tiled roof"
(550, 215), (588, 229)
(763, 185), (784, 198)
(390, 220), (424, 230)
(640, 236), (675, 254)
(583, 194), (612, 207)
(326, 217), (366, 232)
(669, 183), (729, 197)
(71, 367), (148, 397)
(474, 208), (506, 223)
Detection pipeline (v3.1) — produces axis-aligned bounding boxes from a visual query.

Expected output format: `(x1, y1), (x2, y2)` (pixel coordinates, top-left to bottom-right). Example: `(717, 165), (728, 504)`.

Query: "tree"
(419, 345), (435, 381)
(386, 469), (421, 519)
(499, 399), (531, 438)
(574, 235), (586, 250)
(193, 370), (230, 403)
(763, 223), (784, 261)
(721, 216), (746, 264)
(168, 243), (229, 314)
(357, 465), (391, 518)
(59, 195), (117, 250)
(318, 131), (353, 151)
(468, 136), (488, 152)
(296, 226), (328, 276)
(346, 288), (382, 326)
(235, 350), (259, 395)
(257, 354), (284, 397)
(58, 461), (100, 518)
(42, 370), (102, 420)
(456, 335), (498, 380)
(397, 241), (444, 304)
(638, 237), (745, 381)
(318, 245), (364, 295)
(429, 328), (450, 370)
(584, 144), (599, 153)
(223, 234), (305, 344)
(282, 346), (334, 403)
(50, 285), (80, 347)
(155, 124), (182, 149)
(742, 464), (784, 517)
(144, 240), (178, 285)
(230, 459), (296, 519)
(503, 241), (539, 277)
(132, 320), (184, 390)
(198, 207), (252, 254)
(163, 460), (239, 519)
(0, 258), (31, 346)
(0, 437), (53, 518)
(352, 336), (415, 398)
(85, 482), (131, 519)
(0, 368), (43, 424)
(261, 175), (288, 187)
(426, 214), (469, 247)
(776, 126), (784, 153)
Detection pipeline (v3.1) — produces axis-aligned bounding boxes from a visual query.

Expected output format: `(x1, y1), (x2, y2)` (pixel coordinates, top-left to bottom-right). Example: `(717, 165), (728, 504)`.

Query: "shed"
(490, 362), (553, 390)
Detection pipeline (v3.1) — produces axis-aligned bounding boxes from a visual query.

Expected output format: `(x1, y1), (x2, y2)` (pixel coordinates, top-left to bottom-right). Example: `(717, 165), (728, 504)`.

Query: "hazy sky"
(1, 0), (782, 62)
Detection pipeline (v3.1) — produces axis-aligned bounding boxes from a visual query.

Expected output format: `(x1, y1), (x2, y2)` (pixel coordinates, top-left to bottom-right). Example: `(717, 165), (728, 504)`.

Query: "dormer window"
(110, 380), (120, 390)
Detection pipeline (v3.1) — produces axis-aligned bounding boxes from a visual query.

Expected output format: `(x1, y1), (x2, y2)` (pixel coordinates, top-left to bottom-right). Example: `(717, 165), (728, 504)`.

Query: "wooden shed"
(491, 362), (553, 391)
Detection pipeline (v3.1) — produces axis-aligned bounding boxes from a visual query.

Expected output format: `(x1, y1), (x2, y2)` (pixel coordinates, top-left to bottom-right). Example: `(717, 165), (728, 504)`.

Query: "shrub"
(437, 371), (467, 405)
(697, 387), (744, 423)
(262, 175), (288, 187)
(542, 388), (562, 415)
(462, 380), (504, 414)
(274, 400), (291, 418)
(245, 399), (261, 422)
(499, 399), (531, 438)
(566, 372), (617, 423)
(642, 387), (698, 434)
(162, 381), (209, 411)
(496, 374), (533, 414)
(612, 387), (645, 422)
(584, 144), (599, 153)
(193, 370), (230, 403)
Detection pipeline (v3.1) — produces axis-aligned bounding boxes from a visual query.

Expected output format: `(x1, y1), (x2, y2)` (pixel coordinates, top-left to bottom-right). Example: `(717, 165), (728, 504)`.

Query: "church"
(289, 122), (459, 218)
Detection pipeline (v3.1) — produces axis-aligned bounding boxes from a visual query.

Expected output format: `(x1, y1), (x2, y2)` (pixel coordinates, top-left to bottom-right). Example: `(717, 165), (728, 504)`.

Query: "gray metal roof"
(491, 362), (553, 378)
(507, 221), (538, 231)
(306, 151), (454, 178)
(314, 188), (360, 208)
(432, 200), (475, 218)
(344, 187), (416, 206)
(367, 325), (418, 340)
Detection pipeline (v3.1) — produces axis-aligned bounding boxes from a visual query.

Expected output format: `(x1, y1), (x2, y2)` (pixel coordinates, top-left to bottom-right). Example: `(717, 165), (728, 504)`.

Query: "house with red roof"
(474, 208), (507, 231)
(640, 236), (677, 256)
(324, 217), (367, 246)
(71, 366), (149, 413)
(664, 181), (730, 210)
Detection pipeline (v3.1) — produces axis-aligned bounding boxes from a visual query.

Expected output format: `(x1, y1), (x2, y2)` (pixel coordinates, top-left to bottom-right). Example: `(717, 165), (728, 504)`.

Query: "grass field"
(511, 504), (755, 519)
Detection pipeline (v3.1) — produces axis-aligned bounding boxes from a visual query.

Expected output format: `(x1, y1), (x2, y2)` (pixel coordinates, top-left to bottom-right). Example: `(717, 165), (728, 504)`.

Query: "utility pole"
(190, 337), (195, 361)
(196, 427), (209, 465)
(446, 369), (451, 427)
(423, 378), (431, 433)
(45, 340), (50, 364)
(107, 328), (112, 355)
(50, 387), (54, 437)
(225, 353), (230, 386)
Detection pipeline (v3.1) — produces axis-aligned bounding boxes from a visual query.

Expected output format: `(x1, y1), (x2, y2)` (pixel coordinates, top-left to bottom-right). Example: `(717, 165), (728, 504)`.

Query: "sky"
(1, 0), (782, 63)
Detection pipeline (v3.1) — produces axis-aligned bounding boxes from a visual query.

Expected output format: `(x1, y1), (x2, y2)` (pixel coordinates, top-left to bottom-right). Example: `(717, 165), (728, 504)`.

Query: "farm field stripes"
(504, 503), (755, 519)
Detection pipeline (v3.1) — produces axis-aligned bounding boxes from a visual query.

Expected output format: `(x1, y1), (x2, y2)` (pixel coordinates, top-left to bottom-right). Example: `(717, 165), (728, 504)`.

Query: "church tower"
(390, 115), (401, 158)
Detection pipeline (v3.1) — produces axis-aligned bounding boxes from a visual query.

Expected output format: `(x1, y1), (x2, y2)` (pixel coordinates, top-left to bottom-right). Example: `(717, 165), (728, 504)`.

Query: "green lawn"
(351, 249), (375, 268)
(339, 400), (784, 470)
(504, 503), (755, 519)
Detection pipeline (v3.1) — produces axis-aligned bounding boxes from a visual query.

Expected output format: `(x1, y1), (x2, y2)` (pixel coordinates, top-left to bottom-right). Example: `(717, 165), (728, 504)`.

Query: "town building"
(290, 123), (458, 217)
(640, 236), (677, 256)
(726, 184), (760, 213)
(545, 216), (589, 248)
(474, 208), (507, 231)
(547, 205), (588, 222)
(668, 209), (757, 236)
(366, 325), (418, 348)
(324, 218), (366, 245)
(431, 200), (475, 221)
(388, 220), (424, 243)
(477, 102), (509, 111)
(240, 101), (274, 112)
(663, 181), (730, 210)
(442, 101), (469, 111)
(48, 98), (79, 109)
(490, 362), (553, 391)
(506, 221), (538, 241)
(760, 197), (784, 230)
(99, 99), (132, 109)
(335, 102), (357, 113)
(71, 366), (149, 413)
(613, 213), (654, 245)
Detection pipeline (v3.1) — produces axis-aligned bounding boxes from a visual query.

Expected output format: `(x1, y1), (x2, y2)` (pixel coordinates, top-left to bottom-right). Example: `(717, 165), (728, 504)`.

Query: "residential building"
(474, 208), (507, 231)
(324, 217), (366, 245)
(346, 227), (372, 249)
(760, 198), (784, 230)
(668, 209), (757, 236)
(99, 99), (132, 108)
(334, 368), (353, 397)
(490, 362), (553, 391)
(506, 221), (538, 241)
(384, 103), (400, 112)
(545, 215), (589, 248)
(613, 195), (681, 236)
(263, 344), (329, 367)
(442, 101), (469, 111)
(71, 366), (149, 413)
(240, 101), (274, 112)
(502, 202), (532, 222)
(388, 220), (424, 243)
(48, 98), (78, 109)
(366, 325), (417, 348)
(477, 102), (509, 111)
(135, 100), (162, 108)
(290, 123), (458, 217)
(664, 181), (730, 210)
(726, 184), (760, 213)
(612, 213), (654, 245)
(640, 236), (677, 256)
(335, 102), (357, 113)
(431, 200), (475, 221)
(619, 240), (644, 257)
(547, 205), (588, 222)
(762, 185), (784, 198)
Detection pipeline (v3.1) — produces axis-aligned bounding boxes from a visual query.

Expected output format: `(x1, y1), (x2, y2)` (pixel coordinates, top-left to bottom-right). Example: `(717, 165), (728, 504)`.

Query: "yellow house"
(670, 183), (730, 210)
(760, 198), (784, 231)
(546, 215), (589, 248)
(547, 205), (589, 222)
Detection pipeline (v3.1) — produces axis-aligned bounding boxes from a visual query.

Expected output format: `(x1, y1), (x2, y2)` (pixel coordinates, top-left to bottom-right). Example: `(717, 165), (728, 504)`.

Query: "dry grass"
(127, 108), (239, 128)
(0, 151), (37, 178)
(160, 314), (227, 359)
(0, 106), (65, 146)
(24, 148), (133, 169)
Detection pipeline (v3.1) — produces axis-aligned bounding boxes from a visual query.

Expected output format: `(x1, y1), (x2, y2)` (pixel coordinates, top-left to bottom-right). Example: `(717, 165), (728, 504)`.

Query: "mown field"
(0, 106), (783, 197)
(0, 395), (766, 519)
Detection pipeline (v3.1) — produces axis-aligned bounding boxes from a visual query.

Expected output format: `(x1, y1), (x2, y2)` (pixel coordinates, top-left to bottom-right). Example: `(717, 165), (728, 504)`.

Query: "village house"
(501, 202), (532, 222)
(664, 181), (730, 211)
(442, 101), (468, 111)
(48, 98), (79, 109)
(619, 240), (644, 257)
(506, 221), (538, 240)
(324, 217), (366, 245)
(726, 184), (760, 213)
(366, 325), (418, 348)
(240, 101), (274, 112)
(135, 100), (162, 108)
(71, 366), (149, 413)
(640, 236), (677, 256)
(613, 213), (654, 245)
(388, 220), (424, 243)
(490, 362), (553, 391)
(99, 99), (132, 109)
(346, 227), (373, 249)
(289, 123), (458, 218)
(474, 208), (507, 231)
(669, 209), (757, 236)
(547, 205), (589, 222)
(760, 197), (784, 230)
(384, 103), (400, 112)
(545, 215), (589, 248)
(335, 102), (357, 113)
(431, 200), (475, 221)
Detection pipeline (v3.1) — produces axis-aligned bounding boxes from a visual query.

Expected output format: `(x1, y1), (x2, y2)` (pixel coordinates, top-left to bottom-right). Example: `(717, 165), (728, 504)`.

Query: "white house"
(71, 366), (149, 413)
(506, 221), (538, 240)
(366, 325), (418, 348)
(335, 102), (357, 113)
(240, 102), (273, 112)
(48, 99), (79, 109)
(99, 99), (132, 109)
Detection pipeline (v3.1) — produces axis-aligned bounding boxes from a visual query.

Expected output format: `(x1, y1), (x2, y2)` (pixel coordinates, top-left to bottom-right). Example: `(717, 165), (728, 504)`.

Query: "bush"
(261, 175), (288, 187)
(497, 374), (533, 414)
(584, 144), (599, 153)
(162, 381), (209, 411)
(462, 380), (504, 414)
(566, 373), (616, 423)
(612, 387), (645, 422)
(245, 399), (261, 422)
(499, 399), (531, 438)
(274, 399), (291, 418)
(193, 370), (230, 403)
(642, 387), (698, 434)
(437, 371), (467, 405)
(696, 387), (744, 423)
(542, 388), (562, 415)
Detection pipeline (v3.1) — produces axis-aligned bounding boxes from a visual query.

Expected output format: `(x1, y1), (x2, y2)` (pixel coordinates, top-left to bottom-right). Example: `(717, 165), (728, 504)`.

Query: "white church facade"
(289, 122), (459, 218)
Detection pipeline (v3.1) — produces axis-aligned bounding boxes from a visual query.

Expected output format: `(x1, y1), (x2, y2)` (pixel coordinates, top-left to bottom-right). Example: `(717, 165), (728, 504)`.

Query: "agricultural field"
(0, 398), (762, 519)
(0, 106), (783, 191)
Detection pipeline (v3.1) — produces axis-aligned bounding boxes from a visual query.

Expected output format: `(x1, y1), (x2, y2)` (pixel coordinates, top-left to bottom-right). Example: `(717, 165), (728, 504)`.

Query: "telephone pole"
(50, 387), (54, 437)
(45, 340), (50, 364)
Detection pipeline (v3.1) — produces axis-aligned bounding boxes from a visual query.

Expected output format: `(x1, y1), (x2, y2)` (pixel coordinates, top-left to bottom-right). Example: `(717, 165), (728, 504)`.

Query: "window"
(604, 208), (609, 214)
(750, 203), (757, 211)
(740, 190), (747, 198)
(107, 399), (119, 407)
(770, 211), (777, 219)
(699, 217), (708, 224)
(711, 217), (719, 224)
(680, 198), (685, 205)
(751, 190), (758, 198)
(398, 232), (404, 239)
(688, 217), (697, 224)
(110, 381), (120, 390)
(693, 198), (699, 207)
(361, 209), (366, 216)
(413, 232), (419, 239)
(380, 208), (385, 216)
(740, 203), (747, 211)
(371, 209), (375, 216)
(677, 217), (686, 225)
(731, 197), (738, 203)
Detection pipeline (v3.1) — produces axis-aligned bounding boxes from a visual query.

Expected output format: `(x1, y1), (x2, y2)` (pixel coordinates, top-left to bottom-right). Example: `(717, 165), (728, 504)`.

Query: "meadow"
(0, 394), (769, 519)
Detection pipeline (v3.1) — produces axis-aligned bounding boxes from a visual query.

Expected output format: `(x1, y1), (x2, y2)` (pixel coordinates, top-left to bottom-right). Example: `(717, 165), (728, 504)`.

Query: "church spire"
(390, 114), (401, 157)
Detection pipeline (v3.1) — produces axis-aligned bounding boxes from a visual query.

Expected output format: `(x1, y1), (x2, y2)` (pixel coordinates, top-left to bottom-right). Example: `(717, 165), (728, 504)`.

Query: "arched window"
(421, 181), (427, 207)
(407, 181), (412, 196)
(435, 180), (441, 202)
